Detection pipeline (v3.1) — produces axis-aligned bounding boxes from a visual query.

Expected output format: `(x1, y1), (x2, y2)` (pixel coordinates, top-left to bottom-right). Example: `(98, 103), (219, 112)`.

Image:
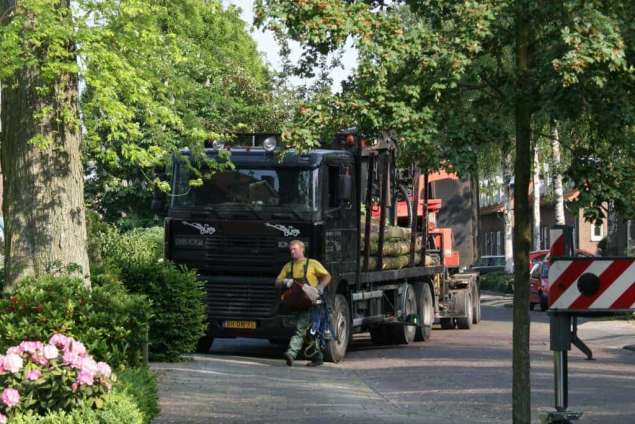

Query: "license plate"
(223, 320), (257, 330)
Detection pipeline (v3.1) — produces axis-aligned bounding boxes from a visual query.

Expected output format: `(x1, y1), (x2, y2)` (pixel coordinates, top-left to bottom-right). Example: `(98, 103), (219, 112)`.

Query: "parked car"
(529, 250), (548, 270)
(470, 255), (506, 274)
(529, 260), (549, 311)
(529, 249), (594, 311)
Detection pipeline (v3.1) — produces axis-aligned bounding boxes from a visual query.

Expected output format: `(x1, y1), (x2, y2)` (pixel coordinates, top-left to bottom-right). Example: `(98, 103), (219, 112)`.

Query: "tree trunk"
(532, 145), (541, 250)
(0, 1), (90, 290)
(502, 151), (514, 273)
(513, 1), (532, 423)
(551, 123), (565, 226)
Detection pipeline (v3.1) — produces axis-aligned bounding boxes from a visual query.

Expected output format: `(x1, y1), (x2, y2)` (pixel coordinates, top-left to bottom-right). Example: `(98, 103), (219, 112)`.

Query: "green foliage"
(479, 272), (514, 294)
(114, 367), (159, 424)
(0, 276), (151, 369)
(117, 261), (206, 362)
(89, 223), (206, 361)
(9, 391), (144, 424)
(256, 0), (634, 215)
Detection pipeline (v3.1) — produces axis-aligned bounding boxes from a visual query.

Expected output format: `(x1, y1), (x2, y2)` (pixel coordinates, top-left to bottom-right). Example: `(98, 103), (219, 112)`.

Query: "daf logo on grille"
(265, 223), (300, 237)
(182, 221), (216, 236)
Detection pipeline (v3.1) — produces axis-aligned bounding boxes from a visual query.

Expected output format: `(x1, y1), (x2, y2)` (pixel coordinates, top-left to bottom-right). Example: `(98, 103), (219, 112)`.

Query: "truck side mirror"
(339, 174), (352, 201)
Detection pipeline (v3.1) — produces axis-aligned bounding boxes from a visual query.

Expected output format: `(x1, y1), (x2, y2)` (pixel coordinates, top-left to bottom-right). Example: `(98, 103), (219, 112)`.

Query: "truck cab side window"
(328, 165), (340, 208)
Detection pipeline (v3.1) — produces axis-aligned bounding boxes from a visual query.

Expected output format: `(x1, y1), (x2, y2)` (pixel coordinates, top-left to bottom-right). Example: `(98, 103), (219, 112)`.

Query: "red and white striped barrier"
(548, 258), (635, 311)
(548, 226), (635, 312)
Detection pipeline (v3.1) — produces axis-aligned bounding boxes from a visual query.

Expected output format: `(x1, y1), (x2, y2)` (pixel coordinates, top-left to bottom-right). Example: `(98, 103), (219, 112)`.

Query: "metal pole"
(554, 350), (568, 412)
(409, 166), (420, 266)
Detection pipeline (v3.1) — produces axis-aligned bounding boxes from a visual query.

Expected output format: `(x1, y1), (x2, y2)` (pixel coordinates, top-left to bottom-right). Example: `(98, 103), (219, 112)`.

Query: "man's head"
(289, 240), (305, 260)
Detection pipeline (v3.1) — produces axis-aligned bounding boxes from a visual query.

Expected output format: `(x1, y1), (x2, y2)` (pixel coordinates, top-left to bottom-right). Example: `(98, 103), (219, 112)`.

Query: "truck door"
(323, 159), (357, 279)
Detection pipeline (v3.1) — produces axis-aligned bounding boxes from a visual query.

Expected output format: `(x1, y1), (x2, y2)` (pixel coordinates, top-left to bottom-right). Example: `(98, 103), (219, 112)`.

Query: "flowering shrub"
(0, 276), (151, 369)
(0, 335), (115, 421)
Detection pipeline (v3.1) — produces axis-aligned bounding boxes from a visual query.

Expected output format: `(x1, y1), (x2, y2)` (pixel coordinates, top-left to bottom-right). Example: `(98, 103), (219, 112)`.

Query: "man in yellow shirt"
(276, 239), (331, 366)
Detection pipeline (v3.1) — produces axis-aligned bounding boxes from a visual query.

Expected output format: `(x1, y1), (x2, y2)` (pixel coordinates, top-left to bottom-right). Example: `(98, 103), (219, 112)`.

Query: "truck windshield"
(172, 165), (319, 212)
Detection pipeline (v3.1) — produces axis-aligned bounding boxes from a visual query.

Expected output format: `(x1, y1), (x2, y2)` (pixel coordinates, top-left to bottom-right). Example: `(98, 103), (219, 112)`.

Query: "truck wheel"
(456, 292), (473, 330)
(195, 335), (214, 354)
(390, 284), (417, 344)
(325, 294), (351, 363)
(415, 284), (434, 342)
(529, 302), (536, 311)
(472, 283), (481, 324)
(440, 318), (455, 329)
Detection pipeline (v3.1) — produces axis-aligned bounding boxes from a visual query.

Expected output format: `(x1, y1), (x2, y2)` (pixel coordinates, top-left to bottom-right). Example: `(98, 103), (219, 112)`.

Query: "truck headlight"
(263, 136), (277, 152)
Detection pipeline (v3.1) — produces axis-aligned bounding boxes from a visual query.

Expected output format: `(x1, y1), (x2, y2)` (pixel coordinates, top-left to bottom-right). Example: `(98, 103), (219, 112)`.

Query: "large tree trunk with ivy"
(0, 0), (90, 290)
(532, 145), (541, 250)
(512, 2), (532, 423)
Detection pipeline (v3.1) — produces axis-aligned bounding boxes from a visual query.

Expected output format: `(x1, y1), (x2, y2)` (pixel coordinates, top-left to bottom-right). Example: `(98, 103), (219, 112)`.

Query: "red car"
(529, 250), (549, 270)
(529, 260), (549, 311)
(529, 250), (594, 311)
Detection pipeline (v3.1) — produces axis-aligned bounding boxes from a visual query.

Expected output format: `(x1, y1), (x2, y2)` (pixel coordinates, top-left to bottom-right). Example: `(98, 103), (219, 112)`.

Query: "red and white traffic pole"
(544, 225), (635, 423)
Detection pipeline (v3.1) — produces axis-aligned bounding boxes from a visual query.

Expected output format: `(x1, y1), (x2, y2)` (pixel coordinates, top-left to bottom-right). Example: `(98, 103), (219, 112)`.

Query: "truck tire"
(456, 292), (473, 330)
(440, 318), (455, 329)
(415, 283), (434, 342)
(389, 283), (417, 344)
(472, 283), (481, 324)
(195, 335), (214, 354)
(325, 294), (351, 363)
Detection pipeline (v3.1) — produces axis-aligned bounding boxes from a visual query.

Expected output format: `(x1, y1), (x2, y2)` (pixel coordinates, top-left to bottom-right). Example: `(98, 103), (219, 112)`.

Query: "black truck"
(158, 132), (480, 362)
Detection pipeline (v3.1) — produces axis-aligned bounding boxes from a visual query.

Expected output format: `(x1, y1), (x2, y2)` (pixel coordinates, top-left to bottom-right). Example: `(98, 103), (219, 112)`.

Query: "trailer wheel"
(539, 292), (549, 312)
(415, 284), (434, 341)
(472, 283), (481, 324)
(390, 284), (417, 344)
(325, 294), (351, 363)
(456, 292), (473, 330)
(529, 302), (536, 311)
(195, 335), (214, 354)
(440, 318), (455, 329)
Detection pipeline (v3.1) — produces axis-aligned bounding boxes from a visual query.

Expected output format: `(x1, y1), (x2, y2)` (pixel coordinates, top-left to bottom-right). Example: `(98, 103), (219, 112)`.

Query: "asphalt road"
(152, 294), (635, 424)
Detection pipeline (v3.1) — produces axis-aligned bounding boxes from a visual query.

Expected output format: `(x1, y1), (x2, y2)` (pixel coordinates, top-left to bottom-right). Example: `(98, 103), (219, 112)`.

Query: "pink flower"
(49, 334), (71, 350)
(6, 347), (20, 356)
(27, 369), (42, 381)
(70, 340), (87, 357)
(4, 353), (23, 374)
(79, 356), (98, 375)
(0, 412), (6, 423)
(96, 362), (112, 378)
(1, 388), (20, 408)
(71, 382), (78, 392)
(31, 353), (48, 366)
(43, 344), (59, 360)
(76, 369), (94, 386)
(18, 341), (43, 354)
(0, 355), (5, 373)
(63, 351), (81, 369)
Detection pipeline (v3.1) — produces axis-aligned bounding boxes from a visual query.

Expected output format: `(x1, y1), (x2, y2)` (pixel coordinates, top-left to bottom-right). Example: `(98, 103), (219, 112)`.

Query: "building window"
(496, 231), (501, 255)
(591, 222), (604, 242)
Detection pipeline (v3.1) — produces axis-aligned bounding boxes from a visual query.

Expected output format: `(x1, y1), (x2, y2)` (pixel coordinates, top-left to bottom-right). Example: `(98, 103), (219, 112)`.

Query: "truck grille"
(205, 235), (278, 269)
(205, 279), (279, 318)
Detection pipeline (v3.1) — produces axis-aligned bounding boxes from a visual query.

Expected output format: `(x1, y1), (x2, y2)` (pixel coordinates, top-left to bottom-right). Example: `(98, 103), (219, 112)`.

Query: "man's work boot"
(283, 352), (294, 367)
(306, 356), (323, 367)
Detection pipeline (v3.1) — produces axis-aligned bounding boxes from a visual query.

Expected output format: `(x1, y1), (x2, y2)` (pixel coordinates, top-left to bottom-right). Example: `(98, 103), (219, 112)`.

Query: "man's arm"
(275, 263), (291, 287)
(313, 261), (331, 290)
